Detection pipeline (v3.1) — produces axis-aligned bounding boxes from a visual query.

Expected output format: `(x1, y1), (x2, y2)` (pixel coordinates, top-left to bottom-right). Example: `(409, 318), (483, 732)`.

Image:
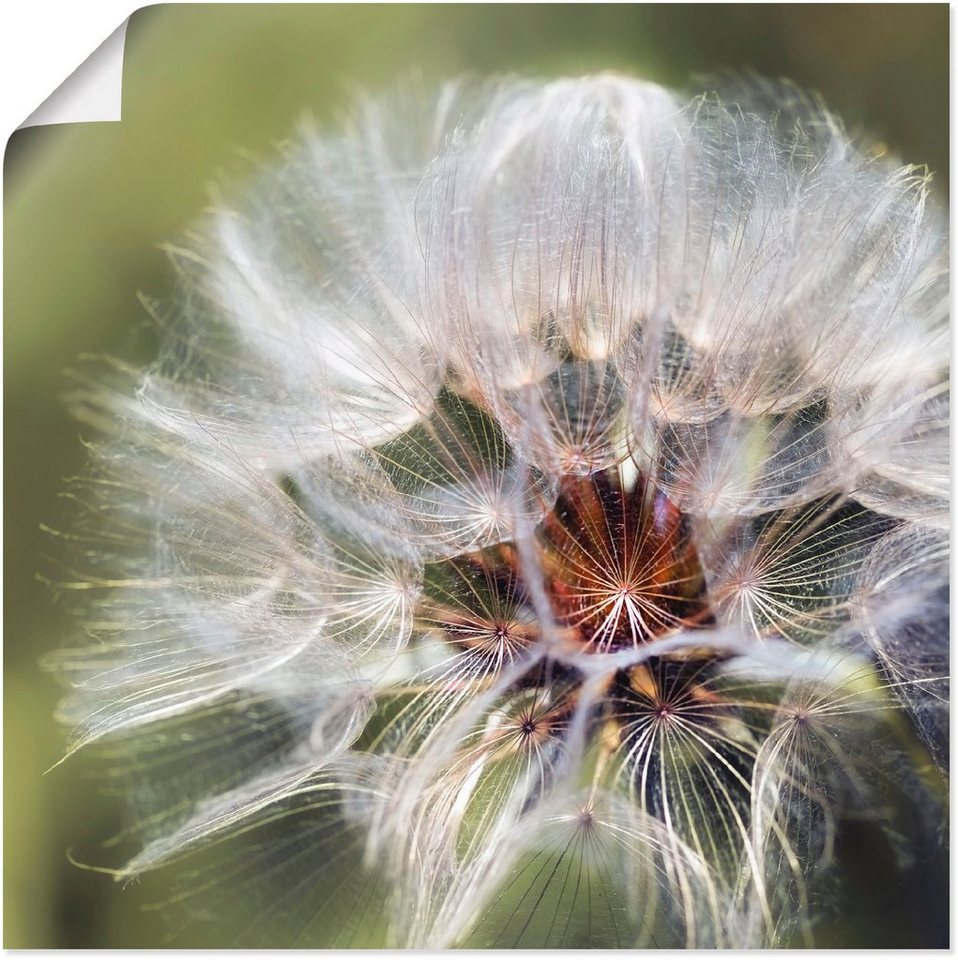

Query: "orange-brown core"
(419, 467), (712, 655)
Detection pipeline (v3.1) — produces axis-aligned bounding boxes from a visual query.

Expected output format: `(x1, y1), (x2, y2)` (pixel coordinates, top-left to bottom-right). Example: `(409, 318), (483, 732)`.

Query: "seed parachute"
(48, 75), (948, 948)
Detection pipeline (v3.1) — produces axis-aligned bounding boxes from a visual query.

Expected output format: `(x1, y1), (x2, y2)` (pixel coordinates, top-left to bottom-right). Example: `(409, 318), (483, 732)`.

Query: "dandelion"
(48, 75), (948, 948)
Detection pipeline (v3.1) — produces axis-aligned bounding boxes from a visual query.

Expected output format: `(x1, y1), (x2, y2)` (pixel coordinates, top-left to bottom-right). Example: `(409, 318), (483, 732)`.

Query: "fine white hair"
(50, 74), (948, 948)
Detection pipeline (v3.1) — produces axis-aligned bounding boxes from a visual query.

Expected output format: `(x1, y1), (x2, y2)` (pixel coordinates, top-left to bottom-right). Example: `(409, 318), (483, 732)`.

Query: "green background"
(5, 3), (949, 948)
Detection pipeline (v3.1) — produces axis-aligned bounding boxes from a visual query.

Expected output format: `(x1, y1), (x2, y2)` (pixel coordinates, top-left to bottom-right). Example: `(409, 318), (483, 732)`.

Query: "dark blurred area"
(4, 4), (949, 948)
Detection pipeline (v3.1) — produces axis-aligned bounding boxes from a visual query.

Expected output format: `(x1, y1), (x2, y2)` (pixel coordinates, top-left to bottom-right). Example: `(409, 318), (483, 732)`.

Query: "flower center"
(539, 469), (712, 651)
(419, 466), (712, 655)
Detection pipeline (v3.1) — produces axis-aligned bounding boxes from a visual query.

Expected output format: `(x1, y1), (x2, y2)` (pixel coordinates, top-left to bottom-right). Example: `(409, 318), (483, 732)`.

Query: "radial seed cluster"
(52, 75), (949, 948)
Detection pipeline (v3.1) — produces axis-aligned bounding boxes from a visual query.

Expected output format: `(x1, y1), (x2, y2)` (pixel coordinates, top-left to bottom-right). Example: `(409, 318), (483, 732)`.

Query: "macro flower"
(50, 75), (948, 948)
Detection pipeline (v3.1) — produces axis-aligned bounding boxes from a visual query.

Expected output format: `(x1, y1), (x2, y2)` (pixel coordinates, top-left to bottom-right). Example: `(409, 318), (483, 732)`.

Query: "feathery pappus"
(48, 74), (949, 948)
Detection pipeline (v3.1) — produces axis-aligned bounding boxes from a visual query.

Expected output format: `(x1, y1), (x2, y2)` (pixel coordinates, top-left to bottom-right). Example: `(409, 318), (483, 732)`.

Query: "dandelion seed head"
(50, 73), (948, 948)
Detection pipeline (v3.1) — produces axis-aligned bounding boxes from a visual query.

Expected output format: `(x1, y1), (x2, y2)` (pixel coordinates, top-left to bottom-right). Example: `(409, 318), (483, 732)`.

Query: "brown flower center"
(418, 466), (712, 656)
(538, 469), (712, 651)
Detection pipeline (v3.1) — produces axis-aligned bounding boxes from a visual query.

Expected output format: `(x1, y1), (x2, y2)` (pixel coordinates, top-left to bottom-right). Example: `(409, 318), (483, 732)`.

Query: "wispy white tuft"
(49, 73), (948, 948)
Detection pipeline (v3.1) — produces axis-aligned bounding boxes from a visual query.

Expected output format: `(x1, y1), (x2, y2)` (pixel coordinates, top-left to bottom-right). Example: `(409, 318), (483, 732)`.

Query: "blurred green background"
(5, 4), (949, 948)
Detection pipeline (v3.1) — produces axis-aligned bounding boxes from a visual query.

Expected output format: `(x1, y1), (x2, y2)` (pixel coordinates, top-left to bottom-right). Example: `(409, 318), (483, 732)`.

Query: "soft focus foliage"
(47, 74), (948, 948)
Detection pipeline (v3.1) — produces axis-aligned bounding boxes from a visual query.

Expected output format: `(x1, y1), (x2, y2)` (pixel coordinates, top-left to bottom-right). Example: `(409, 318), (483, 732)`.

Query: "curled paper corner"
(19, 19), (129, 129)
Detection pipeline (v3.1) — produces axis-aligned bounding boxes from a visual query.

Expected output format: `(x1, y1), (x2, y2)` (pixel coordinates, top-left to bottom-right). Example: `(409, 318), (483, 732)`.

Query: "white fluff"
(49, 75), (948, 949)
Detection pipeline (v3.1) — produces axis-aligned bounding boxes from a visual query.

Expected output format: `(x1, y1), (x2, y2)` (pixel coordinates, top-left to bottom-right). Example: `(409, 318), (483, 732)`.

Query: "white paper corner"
(19, 18), (129, 129)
